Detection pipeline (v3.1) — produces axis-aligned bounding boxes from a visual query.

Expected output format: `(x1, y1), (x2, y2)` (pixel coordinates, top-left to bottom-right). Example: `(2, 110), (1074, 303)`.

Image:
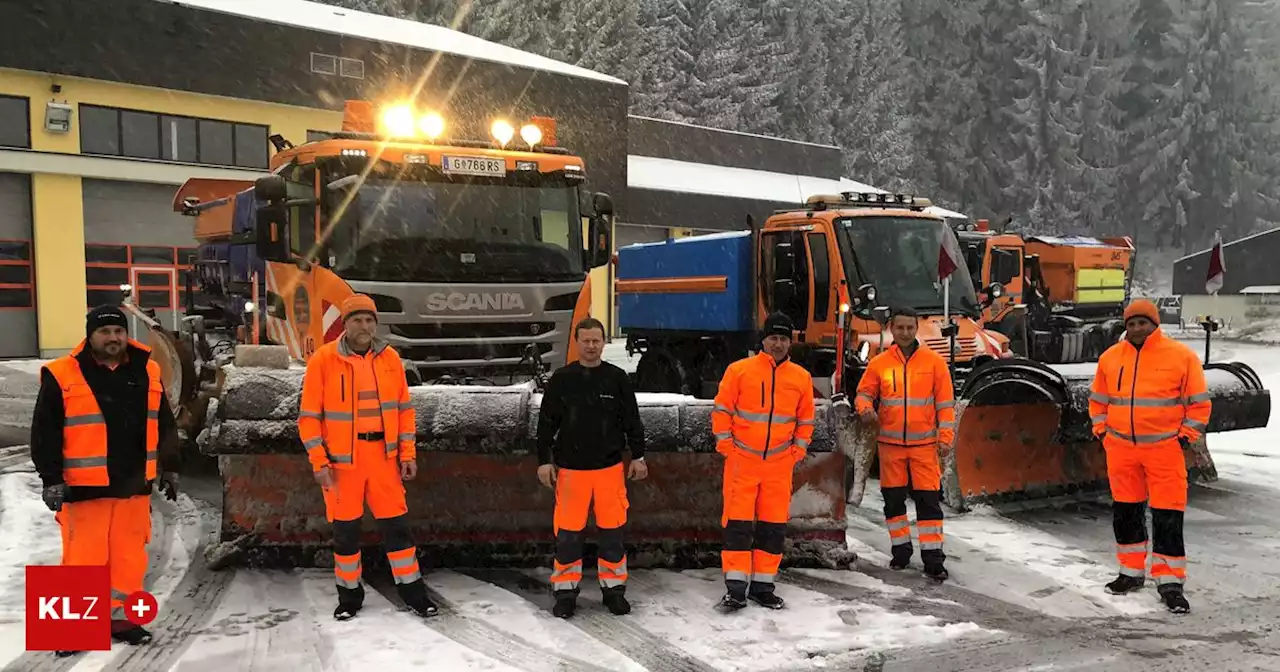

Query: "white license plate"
(442, 155), (506, 177)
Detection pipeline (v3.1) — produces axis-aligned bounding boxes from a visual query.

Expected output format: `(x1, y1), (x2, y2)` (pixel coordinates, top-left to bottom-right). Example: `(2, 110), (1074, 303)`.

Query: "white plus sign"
(131, 600), (151, 618)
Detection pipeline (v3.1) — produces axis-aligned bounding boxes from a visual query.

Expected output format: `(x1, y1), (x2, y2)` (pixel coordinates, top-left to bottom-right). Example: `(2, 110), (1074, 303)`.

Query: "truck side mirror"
(586, 216), (611, 268)
(255, 175), (287, 202)
(872, 306), (891, 326)
(592, 192), (615, 218)
(255, 202), (288, 261)
(856, 283), (877, 308)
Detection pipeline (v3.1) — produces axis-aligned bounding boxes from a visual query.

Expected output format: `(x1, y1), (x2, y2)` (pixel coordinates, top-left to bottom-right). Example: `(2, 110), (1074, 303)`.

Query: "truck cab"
(618, 192), (1008, 399)
(174, 100), (613, 383)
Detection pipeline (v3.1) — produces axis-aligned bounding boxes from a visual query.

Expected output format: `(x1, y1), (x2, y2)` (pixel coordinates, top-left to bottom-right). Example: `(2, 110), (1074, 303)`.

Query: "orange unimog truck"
(954, 218), (1135, 363)
(617, 193), (1271, 512)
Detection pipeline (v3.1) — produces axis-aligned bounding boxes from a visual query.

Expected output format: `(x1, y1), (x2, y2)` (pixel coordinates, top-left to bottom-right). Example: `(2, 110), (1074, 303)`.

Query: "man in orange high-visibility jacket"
(1089, 299), (1209, 615)
(298, 294), (437, 620)
(712, 312), (815, 612)
(30, 305), (182, 656)
(855, 306), (955, 581)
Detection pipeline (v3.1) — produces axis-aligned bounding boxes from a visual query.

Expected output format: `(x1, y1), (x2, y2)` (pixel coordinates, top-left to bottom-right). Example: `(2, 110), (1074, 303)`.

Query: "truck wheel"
(635, 350), (689, 394)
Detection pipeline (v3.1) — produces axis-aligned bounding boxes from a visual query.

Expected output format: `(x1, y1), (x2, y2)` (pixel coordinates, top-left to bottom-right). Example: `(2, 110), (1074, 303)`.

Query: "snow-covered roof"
(627, 155), (971, 219)
(156, 0), (626, 85)
(630, 116), (841, 150)
(1175, 226), (1280, 263)
(1240, 285), (1280, 294)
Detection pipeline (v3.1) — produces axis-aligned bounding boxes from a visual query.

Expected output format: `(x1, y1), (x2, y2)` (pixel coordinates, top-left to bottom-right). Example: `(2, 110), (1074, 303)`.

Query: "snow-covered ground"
(0, 335), (1276, 669)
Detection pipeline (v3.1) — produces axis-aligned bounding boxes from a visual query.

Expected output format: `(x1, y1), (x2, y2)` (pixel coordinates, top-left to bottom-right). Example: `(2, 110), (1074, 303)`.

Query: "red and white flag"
(1205, 230), (1225, 295)
(938, 229), (962, 282)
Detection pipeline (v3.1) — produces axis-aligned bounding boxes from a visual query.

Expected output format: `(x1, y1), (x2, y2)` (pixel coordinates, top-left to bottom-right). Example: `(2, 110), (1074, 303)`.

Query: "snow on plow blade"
(197, 365), (855, 570)
(941, 358), (1271, 512)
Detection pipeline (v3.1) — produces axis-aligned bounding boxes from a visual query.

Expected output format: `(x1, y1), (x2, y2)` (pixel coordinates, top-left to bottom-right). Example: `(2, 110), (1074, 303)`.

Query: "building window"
(311, 52), (338, 75)
(0, 239), (33, 309)
(0, 96), (31, 149)
(79, 105), (270, 169)
(85, 243), (197, 310)
(339, 58), (365, 80)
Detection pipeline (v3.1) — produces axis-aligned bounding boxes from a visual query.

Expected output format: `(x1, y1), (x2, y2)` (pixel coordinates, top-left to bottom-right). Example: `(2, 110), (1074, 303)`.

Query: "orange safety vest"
(42, 339), (161, 486)
(854, 342), (956, 447)
(298, 336), (416, 471)
(711, 353), (816, 463)
(1088, 328), (1212, 449)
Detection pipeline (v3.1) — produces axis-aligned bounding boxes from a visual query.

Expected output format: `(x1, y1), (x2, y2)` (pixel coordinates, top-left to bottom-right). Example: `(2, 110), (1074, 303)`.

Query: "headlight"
(418, 112), (445, 140)
(840, 302), (851, 314)
(520, 123), (543, 146)
(244, 301), (256, 313)
(380, 105), (416, 137)
(866, 287), (877, 302)
(491, 120), (515, 146)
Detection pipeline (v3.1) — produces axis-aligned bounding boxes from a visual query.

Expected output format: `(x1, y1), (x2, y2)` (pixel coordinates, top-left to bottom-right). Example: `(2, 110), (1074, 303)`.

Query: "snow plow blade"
(941, 358), (1271, 512)
(195, 361), (856, 570)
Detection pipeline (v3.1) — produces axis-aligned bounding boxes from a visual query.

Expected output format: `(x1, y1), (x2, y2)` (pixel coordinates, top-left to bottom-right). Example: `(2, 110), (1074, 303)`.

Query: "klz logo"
(425, 292), (526, 313)
(26, 565), (111, 652)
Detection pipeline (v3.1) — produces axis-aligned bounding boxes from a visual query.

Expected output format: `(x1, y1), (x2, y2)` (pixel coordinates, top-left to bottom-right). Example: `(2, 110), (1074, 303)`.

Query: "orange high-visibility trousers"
(878, 443), (945, 566)
(322, 439), (422, 591)
(57, 494), (151, 622)
(1107, 440), (1188, 587)
(721, 453), (794, 591)
(551, 463), (629, 593)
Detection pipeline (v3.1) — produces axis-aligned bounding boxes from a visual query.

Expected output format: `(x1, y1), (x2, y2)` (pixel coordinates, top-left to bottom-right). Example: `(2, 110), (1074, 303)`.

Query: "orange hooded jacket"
(712, 353), (815, 463)
(1089, 327), (1211, 449)
(855, 342), (956, 447)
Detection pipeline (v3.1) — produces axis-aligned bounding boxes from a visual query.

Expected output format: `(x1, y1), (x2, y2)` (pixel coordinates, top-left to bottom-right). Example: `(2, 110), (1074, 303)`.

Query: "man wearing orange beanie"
(1087, 298), (1210, 614)
(298, 294), (437, 620)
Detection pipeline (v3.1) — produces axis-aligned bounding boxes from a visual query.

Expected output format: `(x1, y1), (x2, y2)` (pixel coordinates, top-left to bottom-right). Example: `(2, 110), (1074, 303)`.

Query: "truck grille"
(390, 322), (556, 340)
(924, 337), (977, 361)
(398, 342), (553, 363)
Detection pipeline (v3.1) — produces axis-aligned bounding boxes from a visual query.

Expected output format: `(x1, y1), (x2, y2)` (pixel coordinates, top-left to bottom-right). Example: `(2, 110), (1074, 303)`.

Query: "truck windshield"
(836, 216), (982, 317)
(325, 176), (583, 283)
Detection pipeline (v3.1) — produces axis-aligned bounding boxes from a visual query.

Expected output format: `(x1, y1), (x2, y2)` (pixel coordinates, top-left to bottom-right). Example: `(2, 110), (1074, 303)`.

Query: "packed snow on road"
(0, 335), (1277, 671)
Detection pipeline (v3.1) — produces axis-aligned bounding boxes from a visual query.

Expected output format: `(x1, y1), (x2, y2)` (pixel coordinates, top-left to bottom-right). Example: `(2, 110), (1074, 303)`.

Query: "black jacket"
(536, 361), (645, 470)
(29, 341), (181, 502)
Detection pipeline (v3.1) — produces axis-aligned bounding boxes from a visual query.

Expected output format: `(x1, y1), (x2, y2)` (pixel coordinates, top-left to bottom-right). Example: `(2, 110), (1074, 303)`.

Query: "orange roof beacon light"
(529, 116), (557, 147)
(380, 104), (417, 138)
(418, 112), (446, 140)
(519, 123), (543, 148)
(976, 219), (990, 232)
(342, 100), (377, 133)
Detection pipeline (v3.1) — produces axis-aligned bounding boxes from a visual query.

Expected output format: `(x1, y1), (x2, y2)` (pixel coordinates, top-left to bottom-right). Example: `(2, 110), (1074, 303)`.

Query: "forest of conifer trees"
(328, 0), (1280, 257)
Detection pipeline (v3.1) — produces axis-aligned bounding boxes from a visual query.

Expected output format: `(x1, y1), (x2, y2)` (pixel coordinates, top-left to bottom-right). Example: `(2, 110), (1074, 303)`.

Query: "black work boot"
(602, 585), (631, 615)
(748, 585), (785, 610)
(399, 579), (439, 618)
(1105, 574), (1145, 595)
(54, 650), (78, 657)
(923, 560), (949, 582)
(553, 588), (579, 618)
(334, 584), (365, 621)
(717, 583), (748, 613)
(110, 621), (153, 645)
(1159, 585), (1190, 614)
(890, 547), (912, 570)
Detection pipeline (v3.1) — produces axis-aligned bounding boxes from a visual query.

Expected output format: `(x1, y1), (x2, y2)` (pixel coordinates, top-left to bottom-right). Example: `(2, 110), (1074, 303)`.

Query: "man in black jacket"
(536, 317), (647, 619)
(29, 305), (182, 655)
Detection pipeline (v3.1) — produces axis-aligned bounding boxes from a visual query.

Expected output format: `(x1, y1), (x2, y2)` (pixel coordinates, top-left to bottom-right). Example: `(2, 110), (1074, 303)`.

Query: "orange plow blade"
(196, 354), (856, 570)
(941, 358), (1271, 512)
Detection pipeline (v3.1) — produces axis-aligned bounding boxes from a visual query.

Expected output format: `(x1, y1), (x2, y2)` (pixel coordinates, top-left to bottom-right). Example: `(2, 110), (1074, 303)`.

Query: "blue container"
(617, 231), (754, 333)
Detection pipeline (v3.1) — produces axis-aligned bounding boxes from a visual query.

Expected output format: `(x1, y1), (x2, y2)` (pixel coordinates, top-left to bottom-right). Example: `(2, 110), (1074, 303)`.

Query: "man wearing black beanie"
(29, 305), (182, 656)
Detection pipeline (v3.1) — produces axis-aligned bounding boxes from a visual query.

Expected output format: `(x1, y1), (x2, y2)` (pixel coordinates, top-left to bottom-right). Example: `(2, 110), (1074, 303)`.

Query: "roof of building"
(158, 0), (626, 85)
(1174, 226), (1280, 263)
(628, 116), (842, 150)
(627, 155), (969, 220)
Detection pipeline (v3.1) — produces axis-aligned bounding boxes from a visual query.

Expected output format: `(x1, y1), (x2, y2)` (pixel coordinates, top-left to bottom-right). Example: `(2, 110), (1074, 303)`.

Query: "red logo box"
(26, 565), (111, 652)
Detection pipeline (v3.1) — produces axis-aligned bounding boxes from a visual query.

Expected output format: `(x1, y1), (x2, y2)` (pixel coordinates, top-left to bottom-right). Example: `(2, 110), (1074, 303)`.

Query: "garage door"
(0, 173), (37, 358)
(82, 179), (198, 331)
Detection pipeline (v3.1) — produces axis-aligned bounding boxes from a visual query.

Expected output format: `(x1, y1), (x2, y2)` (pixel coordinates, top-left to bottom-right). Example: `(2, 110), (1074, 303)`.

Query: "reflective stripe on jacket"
(711, 352), (816, 463)
(1088, 328), (1211, 449)
(42, 339), (161, 486)
(298, 336), (416, 471)
(854, 342), (956, 447)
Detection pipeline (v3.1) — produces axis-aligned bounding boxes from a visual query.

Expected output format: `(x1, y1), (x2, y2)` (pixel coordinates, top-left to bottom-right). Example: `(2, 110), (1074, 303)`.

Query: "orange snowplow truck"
(954, 218), (1135, 363)
(618, 192), (1271, 511)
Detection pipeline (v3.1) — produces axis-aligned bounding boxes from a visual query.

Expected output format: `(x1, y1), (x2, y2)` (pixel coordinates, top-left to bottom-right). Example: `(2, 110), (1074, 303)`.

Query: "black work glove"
(1178, 436), (1191, 450)
(42, 483), (66, 512)
(158, 472), (180, 501)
